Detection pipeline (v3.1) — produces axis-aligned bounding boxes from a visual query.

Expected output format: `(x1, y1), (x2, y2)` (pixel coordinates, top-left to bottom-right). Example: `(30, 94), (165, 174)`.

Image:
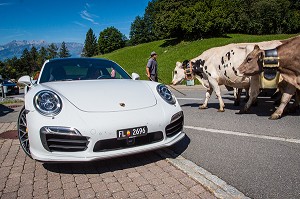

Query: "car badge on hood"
(119, 103), (125, 107)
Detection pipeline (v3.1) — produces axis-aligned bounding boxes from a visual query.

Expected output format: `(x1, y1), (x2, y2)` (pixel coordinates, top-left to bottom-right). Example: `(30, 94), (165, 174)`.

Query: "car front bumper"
(26, 104), (184, 162)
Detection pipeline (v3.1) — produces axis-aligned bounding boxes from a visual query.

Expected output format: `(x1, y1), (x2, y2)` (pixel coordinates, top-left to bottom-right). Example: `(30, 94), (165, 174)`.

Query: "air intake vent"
(40, 127), (89, 152)
(165, 111), (184, 137)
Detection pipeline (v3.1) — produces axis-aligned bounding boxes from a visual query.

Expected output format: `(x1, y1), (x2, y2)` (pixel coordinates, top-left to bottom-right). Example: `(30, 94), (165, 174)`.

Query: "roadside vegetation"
(0, 98), (23, 105)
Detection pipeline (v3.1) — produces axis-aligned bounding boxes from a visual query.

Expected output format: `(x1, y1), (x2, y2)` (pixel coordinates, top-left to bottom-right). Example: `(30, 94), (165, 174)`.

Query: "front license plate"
(117, 126), (148, 140)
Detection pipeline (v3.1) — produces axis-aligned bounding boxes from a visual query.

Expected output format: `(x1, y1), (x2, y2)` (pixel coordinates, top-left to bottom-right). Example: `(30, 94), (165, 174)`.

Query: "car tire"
(17, 106), (32, 158)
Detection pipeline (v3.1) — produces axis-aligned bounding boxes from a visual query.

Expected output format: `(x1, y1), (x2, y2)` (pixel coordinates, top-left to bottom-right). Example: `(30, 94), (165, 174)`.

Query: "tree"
(82, 28), (98, 57)
(129, 1), (158, 45)
(131, 0), (299, 41)
(246, 0), (290, 34)
(98, 27), (127, 54)
(20, 48), (33, 75)
(37, 47), (48, 68)
(47, 43), (58, 59)
(130, 16), (148, 45)
(59, 41), (71, 58)
(30, 46), (39, 73)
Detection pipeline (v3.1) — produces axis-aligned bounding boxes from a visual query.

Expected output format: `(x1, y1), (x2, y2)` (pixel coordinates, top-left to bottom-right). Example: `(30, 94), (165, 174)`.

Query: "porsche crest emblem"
(119, 103), (126, 107)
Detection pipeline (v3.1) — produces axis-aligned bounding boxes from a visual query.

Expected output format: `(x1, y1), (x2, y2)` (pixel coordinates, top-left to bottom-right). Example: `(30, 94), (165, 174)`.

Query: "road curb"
(157, 148), (250, 199)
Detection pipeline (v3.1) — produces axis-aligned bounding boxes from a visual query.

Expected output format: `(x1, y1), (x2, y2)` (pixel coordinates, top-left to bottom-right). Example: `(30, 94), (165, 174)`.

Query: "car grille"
(93, 131), (163, 152)
(40, 127), (89, 152)
(165, 111), (184, 137)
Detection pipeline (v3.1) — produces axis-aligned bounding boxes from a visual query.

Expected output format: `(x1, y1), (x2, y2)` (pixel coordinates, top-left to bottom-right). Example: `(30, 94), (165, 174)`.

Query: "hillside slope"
(96, 34), (297, 84)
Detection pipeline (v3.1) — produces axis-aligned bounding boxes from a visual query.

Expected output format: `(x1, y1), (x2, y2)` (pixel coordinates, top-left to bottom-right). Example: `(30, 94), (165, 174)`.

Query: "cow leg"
(270, 84), (296, 120)
(283, 89), (299, 114)
(233, 88), (242, 106)
(239, 74), (260, 113)
(209, 80), (225, 112)
(199, 88), (213, 109)
(204, 79), (225, 112)
(215, 86), (225, 112)
(244, 88), (250, 102)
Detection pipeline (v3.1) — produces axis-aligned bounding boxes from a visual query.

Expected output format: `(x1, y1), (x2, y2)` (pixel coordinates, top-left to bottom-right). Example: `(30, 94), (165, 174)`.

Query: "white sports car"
(18, 58), (185, 162)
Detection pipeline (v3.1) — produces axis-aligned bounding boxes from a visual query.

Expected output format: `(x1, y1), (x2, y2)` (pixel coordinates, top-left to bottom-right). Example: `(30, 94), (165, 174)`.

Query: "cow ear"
(254, 45), (260, 50)
(258, 51), (264, 62)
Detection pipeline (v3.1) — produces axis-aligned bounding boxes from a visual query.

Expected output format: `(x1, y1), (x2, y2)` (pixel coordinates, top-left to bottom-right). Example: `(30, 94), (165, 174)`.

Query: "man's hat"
(150, 51), (157, 56)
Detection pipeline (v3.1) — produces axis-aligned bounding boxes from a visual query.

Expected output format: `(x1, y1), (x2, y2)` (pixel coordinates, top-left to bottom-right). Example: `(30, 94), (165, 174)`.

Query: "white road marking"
(185, 125), (300, 144)
(177, 98), (203, 101)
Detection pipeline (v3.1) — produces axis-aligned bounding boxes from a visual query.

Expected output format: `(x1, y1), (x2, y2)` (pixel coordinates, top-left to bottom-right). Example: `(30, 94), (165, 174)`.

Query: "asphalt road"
(170, 86), (300, 199)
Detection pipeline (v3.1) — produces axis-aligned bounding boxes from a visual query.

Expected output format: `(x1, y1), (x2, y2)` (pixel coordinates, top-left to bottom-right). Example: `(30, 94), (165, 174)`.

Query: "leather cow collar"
(184, 62), (194, 80)
(182, 60), (195, 80)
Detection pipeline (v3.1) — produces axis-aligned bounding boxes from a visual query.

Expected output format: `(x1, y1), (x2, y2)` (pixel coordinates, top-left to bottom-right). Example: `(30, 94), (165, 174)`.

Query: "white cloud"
(0, 3), (12, 6)
(80, 3), (99, 25)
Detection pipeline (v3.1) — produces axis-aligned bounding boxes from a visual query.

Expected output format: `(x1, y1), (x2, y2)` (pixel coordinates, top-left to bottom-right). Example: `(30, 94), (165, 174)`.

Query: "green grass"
(95, 34), (298, 84)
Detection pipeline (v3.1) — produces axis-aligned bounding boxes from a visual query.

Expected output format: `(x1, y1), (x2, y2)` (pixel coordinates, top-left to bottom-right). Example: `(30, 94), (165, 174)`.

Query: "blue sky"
(0, 0), (149, 45)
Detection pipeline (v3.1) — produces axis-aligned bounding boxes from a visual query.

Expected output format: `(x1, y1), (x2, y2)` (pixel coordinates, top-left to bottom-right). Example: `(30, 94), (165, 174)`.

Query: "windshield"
(39, 58), (131, 83)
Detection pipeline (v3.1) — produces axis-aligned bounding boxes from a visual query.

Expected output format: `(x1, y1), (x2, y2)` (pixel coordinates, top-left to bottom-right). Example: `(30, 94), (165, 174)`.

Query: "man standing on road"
(146, 51), (158, 82)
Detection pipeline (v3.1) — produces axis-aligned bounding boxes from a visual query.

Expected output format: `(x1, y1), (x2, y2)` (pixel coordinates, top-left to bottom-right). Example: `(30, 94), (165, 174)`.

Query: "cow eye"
(174, 71), (177, 74)
(247, 57), (252, 63)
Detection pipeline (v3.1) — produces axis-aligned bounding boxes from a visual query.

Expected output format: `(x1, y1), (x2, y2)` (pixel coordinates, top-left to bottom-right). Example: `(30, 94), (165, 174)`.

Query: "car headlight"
(156, 84), (176, 105)
(34, 90), (62, 116)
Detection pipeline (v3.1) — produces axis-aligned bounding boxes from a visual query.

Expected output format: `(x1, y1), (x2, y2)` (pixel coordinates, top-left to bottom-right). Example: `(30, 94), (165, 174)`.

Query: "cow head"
(172, 62), (185, 85)
(237, 45), (264, 76)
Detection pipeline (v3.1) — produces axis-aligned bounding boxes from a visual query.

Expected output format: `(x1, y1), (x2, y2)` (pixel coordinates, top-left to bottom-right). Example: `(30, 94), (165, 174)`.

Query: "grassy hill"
(95, 34), (297, 84)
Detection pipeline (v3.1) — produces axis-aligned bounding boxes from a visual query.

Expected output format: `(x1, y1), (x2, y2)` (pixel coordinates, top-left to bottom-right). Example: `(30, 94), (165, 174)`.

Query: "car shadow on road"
(43, 151), (168, 174)
(180, 103), (200, 108)
(0, 104), (14, 117)
(167, 134), (190, 156)
(43, 135), (190, 174)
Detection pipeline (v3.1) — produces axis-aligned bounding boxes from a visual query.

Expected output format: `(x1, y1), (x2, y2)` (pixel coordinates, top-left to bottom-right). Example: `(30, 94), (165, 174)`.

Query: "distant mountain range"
(0, 40), (84, 61)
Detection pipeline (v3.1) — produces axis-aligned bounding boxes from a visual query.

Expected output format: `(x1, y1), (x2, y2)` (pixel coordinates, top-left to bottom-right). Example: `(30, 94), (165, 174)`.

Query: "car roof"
(48, 57), (108, 63)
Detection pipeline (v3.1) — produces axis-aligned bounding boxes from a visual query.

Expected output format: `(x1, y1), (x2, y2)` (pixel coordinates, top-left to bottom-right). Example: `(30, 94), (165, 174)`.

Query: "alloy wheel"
(17, 106), (32, 158)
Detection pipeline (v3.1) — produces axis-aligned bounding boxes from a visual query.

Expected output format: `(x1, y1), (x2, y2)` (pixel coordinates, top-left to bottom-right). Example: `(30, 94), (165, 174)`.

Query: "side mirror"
(18, 75), (33, 87)
(132, 73), (140, 80)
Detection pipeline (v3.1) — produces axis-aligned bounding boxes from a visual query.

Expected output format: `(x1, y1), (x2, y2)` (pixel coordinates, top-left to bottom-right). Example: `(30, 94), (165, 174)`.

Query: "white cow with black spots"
(172, 40), (282, 112)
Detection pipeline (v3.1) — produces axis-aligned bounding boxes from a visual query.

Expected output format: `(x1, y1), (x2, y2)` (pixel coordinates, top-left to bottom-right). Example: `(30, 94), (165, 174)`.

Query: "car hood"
(42, 79), (157, 112)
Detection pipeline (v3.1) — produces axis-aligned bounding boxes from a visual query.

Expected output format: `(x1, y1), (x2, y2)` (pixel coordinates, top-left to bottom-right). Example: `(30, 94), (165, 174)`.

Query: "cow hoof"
(218, 109), (225, 112)
(269, 114), (281, 120)
(199, 105), (208, 109)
